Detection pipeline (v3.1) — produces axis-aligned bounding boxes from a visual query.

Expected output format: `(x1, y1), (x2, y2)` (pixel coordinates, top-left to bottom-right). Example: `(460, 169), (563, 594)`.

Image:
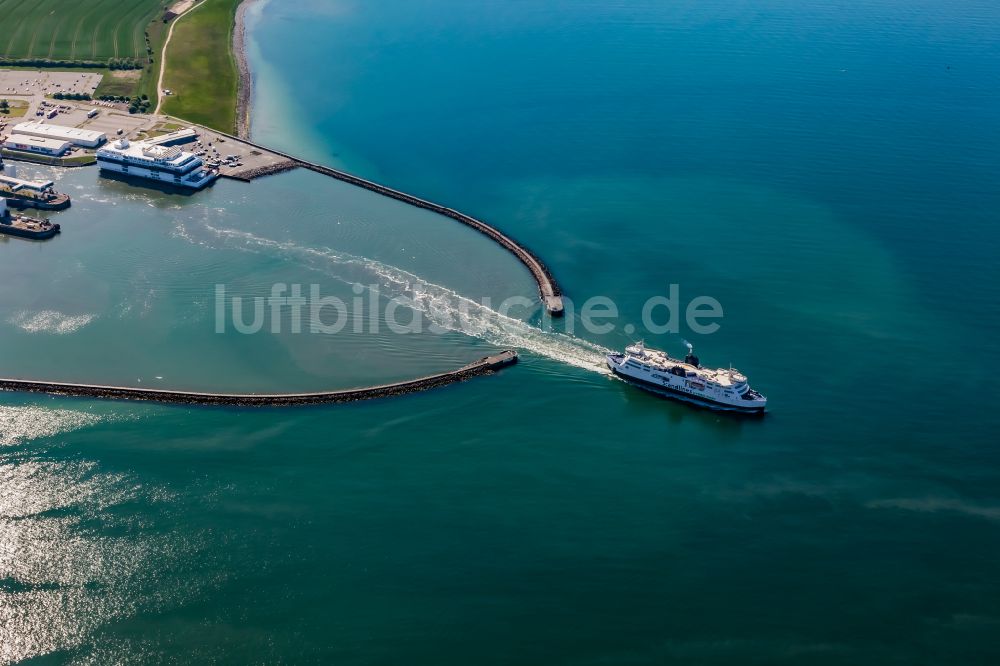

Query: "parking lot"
(79, 108), (154, 137)
(0, 70), (102, 106)
(180, 130), (296, 178)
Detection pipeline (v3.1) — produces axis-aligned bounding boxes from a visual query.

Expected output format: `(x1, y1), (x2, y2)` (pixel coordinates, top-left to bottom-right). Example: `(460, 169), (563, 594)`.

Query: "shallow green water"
(2, 0), (1000, 662)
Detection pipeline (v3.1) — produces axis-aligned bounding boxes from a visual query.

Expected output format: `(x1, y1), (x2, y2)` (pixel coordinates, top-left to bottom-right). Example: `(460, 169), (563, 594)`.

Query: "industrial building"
(11, 121), (106, 148)
(3, 134), (71, 157)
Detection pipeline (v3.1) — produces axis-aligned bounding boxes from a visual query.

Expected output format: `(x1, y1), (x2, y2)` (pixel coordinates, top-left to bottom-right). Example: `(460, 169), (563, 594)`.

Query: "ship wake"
(199, 225), (611, 374)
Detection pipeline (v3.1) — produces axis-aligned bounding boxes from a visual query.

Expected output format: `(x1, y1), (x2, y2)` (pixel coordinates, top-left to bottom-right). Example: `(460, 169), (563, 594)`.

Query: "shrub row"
(52, 92), (91, 100)
(0, 57), (144, 70)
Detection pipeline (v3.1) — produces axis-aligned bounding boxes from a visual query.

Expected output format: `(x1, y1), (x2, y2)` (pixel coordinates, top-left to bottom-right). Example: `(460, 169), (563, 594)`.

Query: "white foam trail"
(201, 225), (611, 374)
(9, 310), (95, 335)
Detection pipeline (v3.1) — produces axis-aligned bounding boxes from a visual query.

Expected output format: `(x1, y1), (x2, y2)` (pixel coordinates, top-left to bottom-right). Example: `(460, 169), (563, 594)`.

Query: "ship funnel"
(684, 345), (700, 368)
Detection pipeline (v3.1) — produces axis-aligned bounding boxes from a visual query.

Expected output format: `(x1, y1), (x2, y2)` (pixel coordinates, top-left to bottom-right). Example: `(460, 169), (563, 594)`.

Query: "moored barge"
(0, 199), (60, 240)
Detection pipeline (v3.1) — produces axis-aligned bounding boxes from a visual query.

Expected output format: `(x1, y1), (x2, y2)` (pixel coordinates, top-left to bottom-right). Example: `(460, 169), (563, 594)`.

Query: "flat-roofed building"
(11, 121), (106, 148)
(146, 127), (198, 147)
(3, 134), (71, 157)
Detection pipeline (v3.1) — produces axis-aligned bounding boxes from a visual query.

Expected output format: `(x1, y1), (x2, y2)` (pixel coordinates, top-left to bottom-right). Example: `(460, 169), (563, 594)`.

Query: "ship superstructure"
(96, 138), (217, 189)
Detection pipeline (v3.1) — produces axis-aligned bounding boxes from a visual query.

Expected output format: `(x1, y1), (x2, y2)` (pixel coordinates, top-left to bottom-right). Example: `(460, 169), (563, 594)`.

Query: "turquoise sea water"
(3, 0), (1000, 662)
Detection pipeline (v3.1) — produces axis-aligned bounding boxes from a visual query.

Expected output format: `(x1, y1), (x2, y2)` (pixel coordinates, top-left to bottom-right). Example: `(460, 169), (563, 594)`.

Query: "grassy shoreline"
(160, 0), (243, 133)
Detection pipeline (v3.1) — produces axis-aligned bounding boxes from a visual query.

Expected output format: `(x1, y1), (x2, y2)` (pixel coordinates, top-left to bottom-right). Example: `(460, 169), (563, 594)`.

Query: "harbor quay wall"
(0, 351), (517, 407)
(222, 159), (298, 182)
(211, 131), (565, 316)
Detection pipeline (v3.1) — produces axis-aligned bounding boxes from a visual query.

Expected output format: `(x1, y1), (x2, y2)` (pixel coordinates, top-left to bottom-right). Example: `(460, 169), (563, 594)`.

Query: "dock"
(0, 351), (517, 407)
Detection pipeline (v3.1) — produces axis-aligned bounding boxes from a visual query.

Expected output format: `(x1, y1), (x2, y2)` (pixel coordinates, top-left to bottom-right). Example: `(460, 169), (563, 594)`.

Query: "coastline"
(233, 0), (257, 139)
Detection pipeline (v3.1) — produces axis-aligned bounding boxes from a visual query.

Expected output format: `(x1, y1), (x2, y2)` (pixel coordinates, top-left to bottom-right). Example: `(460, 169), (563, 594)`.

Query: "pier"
(0, 351), (517, 407)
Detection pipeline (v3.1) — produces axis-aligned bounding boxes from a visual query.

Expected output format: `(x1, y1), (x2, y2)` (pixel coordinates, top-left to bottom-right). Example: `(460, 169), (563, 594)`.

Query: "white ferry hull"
(97, 159), (215, 190)
(606, 353), (767, 413)
(97, 159), (216, 190)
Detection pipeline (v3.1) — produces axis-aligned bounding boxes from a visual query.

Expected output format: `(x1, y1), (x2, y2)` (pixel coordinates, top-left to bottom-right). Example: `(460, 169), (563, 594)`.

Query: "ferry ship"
(606, 342), (767, 413)
(96, 138), (217, 189)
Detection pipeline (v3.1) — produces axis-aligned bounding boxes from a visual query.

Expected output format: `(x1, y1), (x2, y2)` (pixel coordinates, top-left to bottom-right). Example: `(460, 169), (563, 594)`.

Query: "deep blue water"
(1, 0), (999, 662)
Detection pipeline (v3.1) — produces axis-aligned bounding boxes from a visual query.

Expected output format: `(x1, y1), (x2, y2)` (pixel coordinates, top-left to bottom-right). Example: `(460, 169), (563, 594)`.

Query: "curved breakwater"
(295, 161), (566, 317)
(213, 131), (565, 317)
(0, 351), (518, 407)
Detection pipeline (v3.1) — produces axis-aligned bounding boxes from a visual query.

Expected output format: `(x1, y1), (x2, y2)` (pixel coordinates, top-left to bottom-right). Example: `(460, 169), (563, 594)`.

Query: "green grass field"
(161, 0), (241, 132)
(0, 0), (165, 60)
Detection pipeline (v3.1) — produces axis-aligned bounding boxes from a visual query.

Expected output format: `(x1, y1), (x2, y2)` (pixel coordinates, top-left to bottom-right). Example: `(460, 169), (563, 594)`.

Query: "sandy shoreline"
(233, 0), (257, 139)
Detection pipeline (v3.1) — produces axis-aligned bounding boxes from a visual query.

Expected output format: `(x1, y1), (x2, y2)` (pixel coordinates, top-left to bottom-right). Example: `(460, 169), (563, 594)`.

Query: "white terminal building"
(4, 134), (71, 157)
(11, 121), (107, 148)
(96, 138), (217, 190)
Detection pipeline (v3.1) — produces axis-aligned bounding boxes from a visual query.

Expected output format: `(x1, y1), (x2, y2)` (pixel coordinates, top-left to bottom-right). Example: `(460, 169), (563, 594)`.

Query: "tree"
(0, 99), (9, 113)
